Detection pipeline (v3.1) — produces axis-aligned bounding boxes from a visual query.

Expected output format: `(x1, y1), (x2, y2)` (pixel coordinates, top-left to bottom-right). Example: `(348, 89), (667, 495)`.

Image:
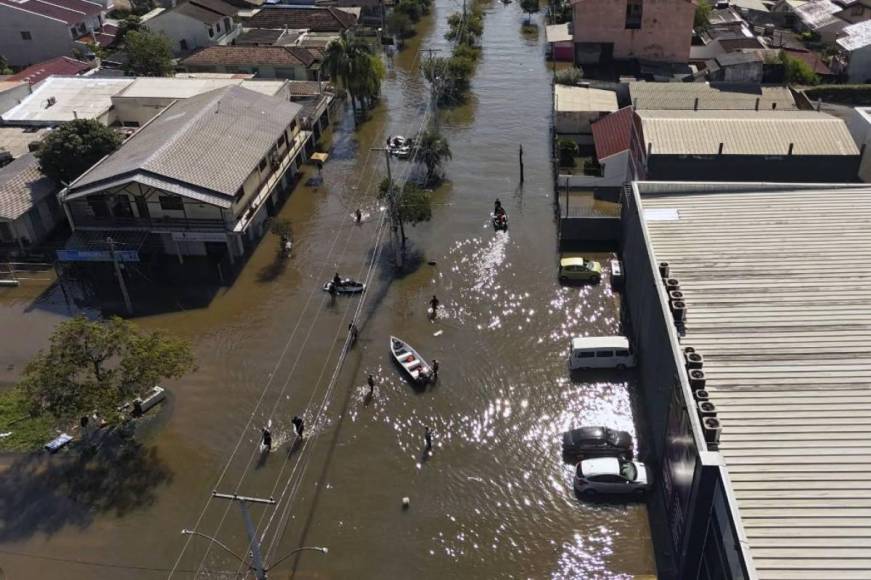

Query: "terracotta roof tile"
(8, 56), (92, 85)
(245, 6), (356, 32)
(592, 106), (634, 161)
(182, 45), (316, 67)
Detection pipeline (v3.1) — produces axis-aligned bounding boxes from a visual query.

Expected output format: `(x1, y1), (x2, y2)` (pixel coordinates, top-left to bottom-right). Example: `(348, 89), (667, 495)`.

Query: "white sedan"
(573, 456), (650, 499)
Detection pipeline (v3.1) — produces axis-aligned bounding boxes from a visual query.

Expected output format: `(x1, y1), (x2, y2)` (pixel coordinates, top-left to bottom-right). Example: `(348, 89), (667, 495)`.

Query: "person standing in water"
(355, 209), (363, 223)
(367, 374), (375, 396)
(431, 359), (439, 381)
(292, 416), (304, 439)
(429, 295), (440, 317)
(425, 427), (433, 451)
(262, 426), (272, 452)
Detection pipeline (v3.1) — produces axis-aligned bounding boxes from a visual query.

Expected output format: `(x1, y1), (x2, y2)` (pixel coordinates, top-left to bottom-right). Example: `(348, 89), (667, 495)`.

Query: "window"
(853, 4), (864, 15)
(159, 195), (184, 211)
(278, 134), (287, 147)
(78, 22), (86, 33)
(615, 349), (630, 357)
(20, 31), (32, 40)
(625, 0), (642, 29)
(208, 26), (215, 38)
(70, 27), (77, 37)
(258, 158), (268, 171)
(216, 22), (222, 33)
(576, 351), (595, 358)
(224, 17), (231, 31)
(180, 39), (189, 51)
(290, 120), (298, 133)
(595, 350), (613, 357)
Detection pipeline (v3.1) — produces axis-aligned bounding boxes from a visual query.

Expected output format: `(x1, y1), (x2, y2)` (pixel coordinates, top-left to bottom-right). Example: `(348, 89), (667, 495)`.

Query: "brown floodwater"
(0, 2), (655, 578)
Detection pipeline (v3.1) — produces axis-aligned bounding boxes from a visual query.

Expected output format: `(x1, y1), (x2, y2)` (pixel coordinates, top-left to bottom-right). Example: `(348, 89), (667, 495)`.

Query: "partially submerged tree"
(324, 35), (384, 122)
(124, 30), (174, 76)
(35, 119), (122, 185)
(520, 0), (540, 22)
(379, 178), (433, 246)
(415, 128), (452, 184)
(19, 316), (194, 424)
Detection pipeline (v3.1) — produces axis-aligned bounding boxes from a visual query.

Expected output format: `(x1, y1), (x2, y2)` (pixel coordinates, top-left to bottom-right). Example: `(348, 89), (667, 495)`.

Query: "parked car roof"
(579, 457), (621, 477)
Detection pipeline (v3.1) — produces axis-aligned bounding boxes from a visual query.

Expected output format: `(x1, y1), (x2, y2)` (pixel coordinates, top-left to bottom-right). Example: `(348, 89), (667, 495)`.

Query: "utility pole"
(106, 236), (133, 315)
(371, 147), (403, 269)
(212, 492), (276, 580)
(421, 48), (442, 130)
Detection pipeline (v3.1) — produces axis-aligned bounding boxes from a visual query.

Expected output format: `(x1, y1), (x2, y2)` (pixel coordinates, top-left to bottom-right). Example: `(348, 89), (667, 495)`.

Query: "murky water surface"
(0, 2), (655, 578)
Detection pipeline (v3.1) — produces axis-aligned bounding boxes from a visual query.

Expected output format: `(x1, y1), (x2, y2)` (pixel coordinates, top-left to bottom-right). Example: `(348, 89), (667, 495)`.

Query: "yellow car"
(559, 257), (603, 283)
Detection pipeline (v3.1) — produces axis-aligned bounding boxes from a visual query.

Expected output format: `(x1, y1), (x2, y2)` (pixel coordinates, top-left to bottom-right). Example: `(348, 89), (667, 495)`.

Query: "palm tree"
(415, 128), (452, 185)
(323, 35), (383, 123)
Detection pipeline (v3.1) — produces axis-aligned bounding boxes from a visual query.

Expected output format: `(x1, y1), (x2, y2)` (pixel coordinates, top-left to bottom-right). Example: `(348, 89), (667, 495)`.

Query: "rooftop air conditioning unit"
(45, 96), (57, 108)
(697, 400), (717, 419)
(703, 416), (721, 447)
(688, 368), (706, 390)
(685, 350), (704, 369)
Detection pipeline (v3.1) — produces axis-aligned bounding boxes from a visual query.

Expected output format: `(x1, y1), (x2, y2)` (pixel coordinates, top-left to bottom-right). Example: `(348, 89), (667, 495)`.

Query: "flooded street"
(0, 1), (655, 578)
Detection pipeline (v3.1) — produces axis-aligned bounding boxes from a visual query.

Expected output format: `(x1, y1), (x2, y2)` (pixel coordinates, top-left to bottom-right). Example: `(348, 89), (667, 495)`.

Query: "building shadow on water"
(0, 438), (172, 542)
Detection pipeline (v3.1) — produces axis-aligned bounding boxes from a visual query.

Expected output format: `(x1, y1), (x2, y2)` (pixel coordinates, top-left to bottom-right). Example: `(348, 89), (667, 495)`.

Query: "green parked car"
(558, 257), (602, 283)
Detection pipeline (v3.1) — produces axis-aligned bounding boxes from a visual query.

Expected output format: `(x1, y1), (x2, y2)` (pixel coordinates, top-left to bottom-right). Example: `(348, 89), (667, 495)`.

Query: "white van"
(569, 336), (636, 370)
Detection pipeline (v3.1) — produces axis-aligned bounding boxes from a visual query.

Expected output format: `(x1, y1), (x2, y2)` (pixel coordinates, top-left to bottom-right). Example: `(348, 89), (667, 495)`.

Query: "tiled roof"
(286, 80), (324, 96)
(637, 110), (859, 156)
(8, 56), (92, 85)
(245, 6), (357, 32)
(592, 106), (634, 161)
(176, 2), (224, 23)
(628, 82), (798, 111)
(0, 0), (101, 25)
(190, 0), (236, 16)
(0, 153), (57, 221)
(68, 86), (302, 203)
(182, 45), (316, 67)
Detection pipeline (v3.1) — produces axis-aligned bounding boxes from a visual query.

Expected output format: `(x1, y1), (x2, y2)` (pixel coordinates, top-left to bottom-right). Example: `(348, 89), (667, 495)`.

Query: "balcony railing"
(70, 214), (227, 232)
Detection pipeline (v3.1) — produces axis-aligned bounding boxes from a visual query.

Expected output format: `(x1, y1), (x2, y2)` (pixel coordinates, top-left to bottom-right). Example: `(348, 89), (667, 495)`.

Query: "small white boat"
(387, 135), (412, 159)
(390, 336), (433, 385)
(323, 278), (366, 294)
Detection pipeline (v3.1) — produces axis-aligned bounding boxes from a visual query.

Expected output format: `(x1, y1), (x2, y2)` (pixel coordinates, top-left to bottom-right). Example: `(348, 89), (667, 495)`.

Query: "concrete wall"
(0, 83), (31, 117)
(718, 62), (763, 83)
(559, 149), (631, 188)
(572, 0), (695, 63)
(647, 154), (860, 182)
(0, 6), (76, 66)
(559, 215), (621, 244)
(846, 45), (871, 84)
(146, 12), (213, 54)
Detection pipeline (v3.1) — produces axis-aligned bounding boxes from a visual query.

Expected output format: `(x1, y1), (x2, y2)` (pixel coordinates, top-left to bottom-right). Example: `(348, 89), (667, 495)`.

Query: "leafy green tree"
(324, 35), (383, 123)
(387, 11), (414, 38)
(780, 51), (819, 85)
(557, 138), (578, 167)
(116, 15), (142, 44)
(379, 178), (433, 246)
(555, 67), (583, 85)
(0, 55), (13, 75)
(35, 119), (122, 185)
(19, 316), (194, 423)
(124, 30), (174, 76)
(395, 0), (422, 22)
(415, 128), (452, 184)
(446, 11), (484, 46)
(694, 0), (712, 29)
(520, 0), (540, 21)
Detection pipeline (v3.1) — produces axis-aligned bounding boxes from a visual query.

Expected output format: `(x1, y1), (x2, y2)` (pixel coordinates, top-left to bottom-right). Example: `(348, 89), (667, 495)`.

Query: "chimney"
(755, 97), (760, 111)
(788, 142), (794, 155)
(718, 142), (724, 155)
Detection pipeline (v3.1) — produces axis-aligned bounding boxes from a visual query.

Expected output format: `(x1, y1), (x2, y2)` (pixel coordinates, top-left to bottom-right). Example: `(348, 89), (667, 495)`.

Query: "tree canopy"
(0, 55), (12, 75)
(520, 0), (540, 19)
(124, 30), (174, 76)
(324, 35), (383, 122)
(694, 0), (712, 29)
(35, 119), (122, 185)
(780, 51), (819, 86)
(415, 128), (452, 184)
(379, 178), (433, 228)
(19, 316), (194, 423)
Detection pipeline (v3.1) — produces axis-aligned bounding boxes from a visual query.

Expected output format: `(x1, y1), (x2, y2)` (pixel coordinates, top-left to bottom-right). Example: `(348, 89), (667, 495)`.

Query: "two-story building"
(60, 85), (310, 262)
(570, 0), (696, 65)
(0, 0), (106, 66)
(142, 0), (241, 55)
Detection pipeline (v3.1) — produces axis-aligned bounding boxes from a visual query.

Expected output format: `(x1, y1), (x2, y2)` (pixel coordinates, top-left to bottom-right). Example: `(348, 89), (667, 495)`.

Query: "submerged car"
(558, 257), (602, 283)
(573, 457), (650, 498)
(562, 426), (633, 460)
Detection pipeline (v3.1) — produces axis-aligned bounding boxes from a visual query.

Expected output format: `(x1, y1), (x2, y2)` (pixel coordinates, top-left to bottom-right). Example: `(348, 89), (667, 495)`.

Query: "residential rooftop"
(639, 182), (871, 580)
(0, 127), (50, 159)
(637, 110), (859, 156)
(0, 153), (57, 221)
(67, 86), (302, 205)
(115, 76), (288, 99)
(244, 5), (357, 31)
(181, 45), (316, 67)
(837, 19), (871, 50)
(591, 106), (635, 160)
(545, 22), (571, 43)
(554, 85), (619, 113)
(0, 0), (101, 25)
(7, 56), (92, 86)
(0, 77), (133, 125)
(628, 82), (798, 111)
(795, 0), (843, 30)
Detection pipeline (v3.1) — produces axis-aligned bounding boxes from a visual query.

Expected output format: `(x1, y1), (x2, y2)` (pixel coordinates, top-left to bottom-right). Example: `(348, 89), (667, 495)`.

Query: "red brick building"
(571, 0), (697, 64)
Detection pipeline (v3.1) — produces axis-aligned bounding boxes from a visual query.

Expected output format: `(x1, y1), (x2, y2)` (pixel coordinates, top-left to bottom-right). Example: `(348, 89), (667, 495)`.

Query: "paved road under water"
(0, 2), (655, 578)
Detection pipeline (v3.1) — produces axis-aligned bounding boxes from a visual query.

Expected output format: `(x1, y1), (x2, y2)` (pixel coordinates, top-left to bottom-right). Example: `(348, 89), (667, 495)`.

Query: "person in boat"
(262, 426), (272, 452)
(292, 416), (304, 439)
(494, 199), (504, 216)
(429, 295), (440, 315)
(355, 209), (363, 223)
(333, 272), (342, 287)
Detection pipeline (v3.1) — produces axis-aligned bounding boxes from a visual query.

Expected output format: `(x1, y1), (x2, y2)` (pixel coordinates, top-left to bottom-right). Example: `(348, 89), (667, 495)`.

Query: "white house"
(836, 19), (871, 82)
(143, 0), (240, 55)
(0, 0), (105, 66)
(554, 85), (619, 145)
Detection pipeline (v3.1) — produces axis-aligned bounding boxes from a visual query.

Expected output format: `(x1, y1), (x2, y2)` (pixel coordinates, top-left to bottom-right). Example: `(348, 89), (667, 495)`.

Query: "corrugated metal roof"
(628, 82), (798, 111)
(637, 110), (859, 156)
(554, 85), (618, 113)
(0, 152), (57, 221)
(68, 85), (301, 201)
(641, 184), (871, 580)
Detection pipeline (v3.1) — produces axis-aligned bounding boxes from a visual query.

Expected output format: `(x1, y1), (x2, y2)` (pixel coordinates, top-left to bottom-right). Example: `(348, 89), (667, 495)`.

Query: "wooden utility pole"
(106, 236), (133, 315)
(371, 147), (403, 268)
(519, 144), (525, 183)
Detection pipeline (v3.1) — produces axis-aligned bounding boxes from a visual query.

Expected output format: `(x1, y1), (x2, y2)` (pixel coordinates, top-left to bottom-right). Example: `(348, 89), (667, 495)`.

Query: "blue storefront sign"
(56, 249), (140, 263)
